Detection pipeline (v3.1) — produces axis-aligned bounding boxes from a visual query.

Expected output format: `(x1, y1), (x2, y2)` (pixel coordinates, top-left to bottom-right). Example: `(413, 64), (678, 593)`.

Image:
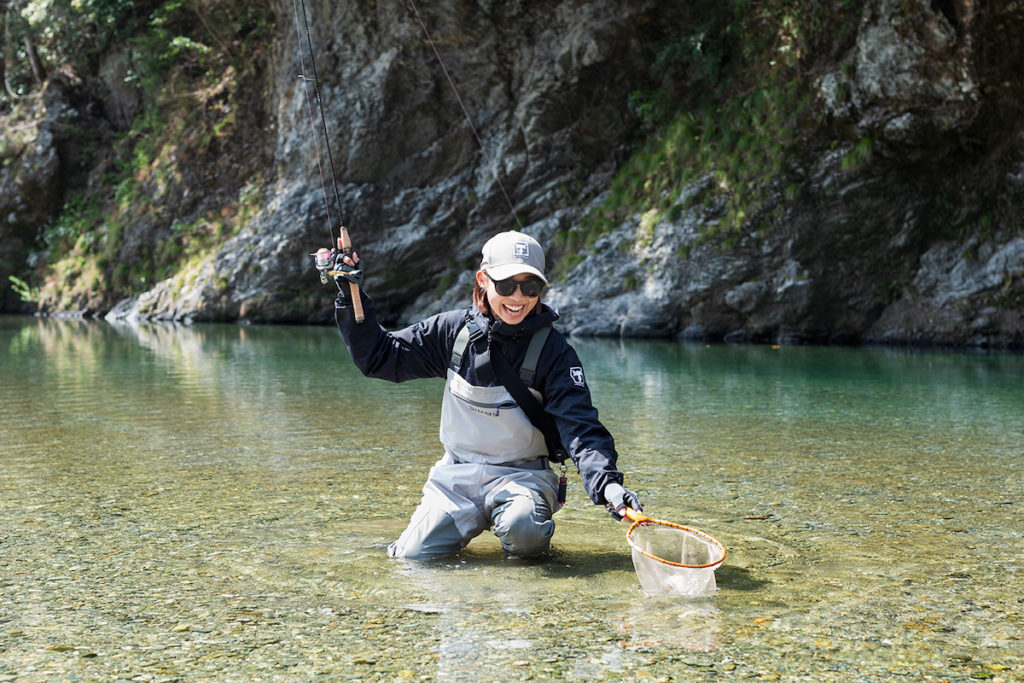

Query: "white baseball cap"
(480, 231), (547, 283)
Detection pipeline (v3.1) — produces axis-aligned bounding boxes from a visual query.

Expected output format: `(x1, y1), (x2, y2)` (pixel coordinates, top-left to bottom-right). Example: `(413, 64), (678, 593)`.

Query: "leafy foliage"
(8, 0), (275, 310)
(8, 274), (37, 302)
(4, 0), (271, 104)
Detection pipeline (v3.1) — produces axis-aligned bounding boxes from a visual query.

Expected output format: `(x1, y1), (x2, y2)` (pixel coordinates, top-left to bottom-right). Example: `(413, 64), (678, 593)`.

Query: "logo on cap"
(513, 242), (529, 260)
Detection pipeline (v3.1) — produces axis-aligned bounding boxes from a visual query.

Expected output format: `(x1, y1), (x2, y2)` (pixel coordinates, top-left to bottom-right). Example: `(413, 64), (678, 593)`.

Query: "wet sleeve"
(538, 336), (624, 505)
(335, 291), (461, 382)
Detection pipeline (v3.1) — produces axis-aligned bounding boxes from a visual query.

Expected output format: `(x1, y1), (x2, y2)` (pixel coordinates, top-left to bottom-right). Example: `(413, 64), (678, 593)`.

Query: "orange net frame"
(623, 508), (726, 596)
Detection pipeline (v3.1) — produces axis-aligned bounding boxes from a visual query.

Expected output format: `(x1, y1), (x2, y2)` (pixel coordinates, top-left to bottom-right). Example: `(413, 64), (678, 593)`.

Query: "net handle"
(623, 507), (653, 524)
(623, 507), (727, 570)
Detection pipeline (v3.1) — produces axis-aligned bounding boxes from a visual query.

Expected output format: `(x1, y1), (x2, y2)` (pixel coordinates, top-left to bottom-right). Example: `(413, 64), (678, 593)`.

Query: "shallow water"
(1, 315), (1022, 681)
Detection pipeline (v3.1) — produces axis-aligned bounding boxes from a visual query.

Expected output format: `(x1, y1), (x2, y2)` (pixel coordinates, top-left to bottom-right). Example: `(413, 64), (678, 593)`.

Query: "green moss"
(587, 76), (812, 247)
(549, 0), (860, 264)
(434, 273), (455, 298)
(842, 138), (874, 172)
(985, 275), (1022, 310)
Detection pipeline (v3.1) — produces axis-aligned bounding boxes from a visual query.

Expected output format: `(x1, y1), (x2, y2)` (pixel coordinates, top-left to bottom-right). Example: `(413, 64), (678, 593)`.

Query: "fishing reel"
(312, 238), (363, 287)
(312, 246), (337, 285)
(312, 235), (366, 323)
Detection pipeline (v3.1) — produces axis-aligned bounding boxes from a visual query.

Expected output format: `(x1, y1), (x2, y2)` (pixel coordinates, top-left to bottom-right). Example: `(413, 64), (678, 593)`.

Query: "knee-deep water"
(1, 315), (1022, 681)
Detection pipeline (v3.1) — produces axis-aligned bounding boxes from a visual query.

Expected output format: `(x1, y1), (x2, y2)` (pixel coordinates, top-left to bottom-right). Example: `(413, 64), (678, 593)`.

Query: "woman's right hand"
(334, 251), (363, 287)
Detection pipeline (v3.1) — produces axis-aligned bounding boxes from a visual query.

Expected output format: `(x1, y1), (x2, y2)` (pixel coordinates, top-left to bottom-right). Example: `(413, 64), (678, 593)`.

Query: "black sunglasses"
(487, 273), (545, 298)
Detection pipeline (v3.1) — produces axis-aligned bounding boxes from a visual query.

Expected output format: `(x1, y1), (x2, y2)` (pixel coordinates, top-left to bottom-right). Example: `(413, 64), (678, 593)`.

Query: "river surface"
(2, 315), (1022, 682)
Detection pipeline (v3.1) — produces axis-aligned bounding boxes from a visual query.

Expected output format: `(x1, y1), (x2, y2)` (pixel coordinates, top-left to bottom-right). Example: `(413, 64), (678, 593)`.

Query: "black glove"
(603, 482), (642, 521)
(331, 254), (364, 306)
(333, 260), (363, 288)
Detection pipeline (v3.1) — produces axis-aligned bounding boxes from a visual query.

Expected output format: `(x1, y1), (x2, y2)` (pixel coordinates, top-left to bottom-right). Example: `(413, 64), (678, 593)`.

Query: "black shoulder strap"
(519, 325), (551, 385)
(450, 318), (484, 372)
(489, 327), (567, 463)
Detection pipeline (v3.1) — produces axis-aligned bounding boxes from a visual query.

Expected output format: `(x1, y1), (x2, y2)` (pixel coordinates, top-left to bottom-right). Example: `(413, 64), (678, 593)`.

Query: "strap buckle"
(466, 321), (485, 343)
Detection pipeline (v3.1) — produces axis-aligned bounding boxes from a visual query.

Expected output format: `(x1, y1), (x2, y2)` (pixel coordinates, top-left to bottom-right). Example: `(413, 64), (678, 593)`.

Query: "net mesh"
(627, 521), (725, 597)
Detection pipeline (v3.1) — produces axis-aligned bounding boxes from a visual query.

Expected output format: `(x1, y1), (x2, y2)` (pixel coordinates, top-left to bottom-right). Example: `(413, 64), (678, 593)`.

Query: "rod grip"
(337, 232), (364, 323)
(349, 282), (364, 323)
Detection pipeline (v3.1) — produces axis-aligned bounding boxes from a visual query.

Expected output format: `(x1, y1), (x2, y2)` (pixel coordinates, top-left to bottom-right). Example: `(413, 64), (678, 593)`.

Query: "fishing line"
(292, 0), (365, 323)
(407, 0), (524, 229)
(291, 0), (343, 243)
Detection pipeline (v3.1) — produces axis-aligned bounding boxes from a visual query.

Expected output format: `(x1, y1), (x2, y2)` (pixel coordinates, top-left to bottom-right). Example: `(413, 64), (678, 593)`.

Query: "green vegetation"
(842, 137), (874, 172)
(553, 0), (861, 273)
(985, 274), (1022, 310)
(6, 0), (274, 310)
(39, 172), (265, 309)
(4, 1), (272, 104)
(8, 275), (37, 302)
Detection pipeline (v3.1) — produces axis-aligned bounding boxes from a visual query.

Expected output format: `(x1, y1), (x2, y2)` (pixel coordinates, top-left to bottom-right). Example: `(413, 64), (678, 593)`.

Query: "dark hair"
(473, 278), (491, 316)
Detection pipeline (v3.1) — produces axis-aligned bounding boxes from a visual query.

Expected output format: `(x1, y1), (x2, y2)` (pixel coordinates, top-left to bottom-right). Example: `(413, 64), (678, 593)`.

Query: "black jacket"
(335, 291), (623, 505)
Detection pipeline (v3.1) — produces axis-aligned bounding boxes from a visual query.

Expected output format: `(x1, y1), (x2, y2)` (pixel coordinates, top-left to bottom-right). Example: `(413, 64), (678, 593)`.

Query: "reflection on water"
(2, 316), (1022, 681)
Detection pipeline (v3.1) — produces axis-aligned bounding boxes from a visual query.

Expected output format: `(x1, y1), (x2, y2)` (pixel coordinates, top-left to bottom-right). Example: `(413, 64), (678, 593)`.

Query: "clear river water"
(2, 315), (1022, 682)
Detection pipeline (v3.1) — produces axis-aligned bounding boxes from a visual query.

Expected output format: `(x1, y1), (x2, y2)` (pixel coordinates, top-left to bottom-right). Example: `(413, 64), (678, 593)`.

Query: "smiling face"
(477, 270), (541, 325)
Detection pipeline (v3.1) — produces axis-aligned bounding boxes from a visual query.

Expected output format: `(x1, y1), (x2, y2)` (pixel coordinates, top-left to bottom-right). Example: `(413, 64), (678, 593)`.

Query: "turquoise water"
(2, 315), (1022, 681)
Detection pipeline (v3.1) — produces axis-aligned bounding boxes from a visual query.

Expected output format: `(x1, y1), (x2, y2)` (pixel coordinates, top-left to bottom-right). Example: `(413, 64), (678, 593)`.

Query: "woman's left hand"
(604, 482), (643, 520)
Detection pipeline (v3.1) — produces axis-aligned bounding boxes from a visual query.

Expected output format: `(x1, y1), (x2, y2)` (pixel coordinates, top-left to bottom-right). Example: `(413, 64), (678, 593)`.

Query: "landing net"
(625, 514), (726, 597)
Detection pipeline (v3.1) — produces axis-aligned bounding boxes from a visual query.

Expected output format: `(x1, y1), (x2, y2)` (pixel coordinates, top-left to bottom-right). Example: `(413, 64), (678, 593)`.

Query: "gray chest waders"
(450, 320), (569, 506)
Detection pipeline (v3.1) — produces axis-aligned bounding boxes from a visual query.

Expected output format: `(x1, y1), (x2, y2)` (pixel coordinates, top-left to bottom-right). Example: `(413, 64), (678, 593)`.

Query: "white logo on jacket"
(570, 367), (585, 387)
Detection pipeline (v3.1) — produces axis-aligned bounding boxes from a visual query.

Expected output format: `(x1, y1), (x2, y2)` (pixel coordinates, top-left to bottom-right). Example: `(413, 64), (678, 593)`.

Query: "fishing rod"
(302, 0), (523, 320)
(406, 0), (524, 230)
(292, 0), (364, 322)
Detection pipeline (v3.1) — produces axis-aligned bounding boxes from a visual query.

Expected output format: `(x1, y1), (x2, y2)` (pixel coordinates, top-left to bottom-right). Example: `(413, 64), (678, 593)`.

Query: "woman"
(334, 231), (641, 559)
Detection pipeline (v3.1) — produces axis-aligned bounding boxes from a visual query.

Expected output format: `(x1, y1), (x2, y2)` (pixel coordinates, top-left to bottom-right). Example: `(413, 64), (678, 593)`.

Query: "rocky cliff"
(2, 0), (1022, 348)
